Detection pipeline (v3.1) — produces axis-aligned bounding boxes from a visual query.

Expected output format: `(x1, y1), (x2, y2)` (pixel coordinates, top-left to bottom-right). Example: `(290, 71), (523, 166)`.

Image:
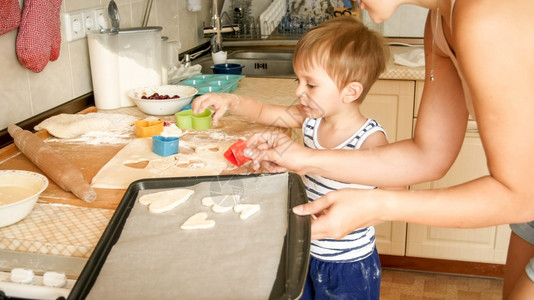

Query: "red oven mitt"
(0, 0), (21, 35)
(224, 139), (252, 167)
(16, 0), (63, 73)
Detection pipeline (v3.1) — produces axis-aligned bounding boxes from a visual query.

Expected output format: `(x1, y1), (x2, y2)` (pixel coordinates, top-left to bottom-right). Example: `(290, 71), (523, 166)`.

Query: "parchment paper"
(87, 173), (289, 300)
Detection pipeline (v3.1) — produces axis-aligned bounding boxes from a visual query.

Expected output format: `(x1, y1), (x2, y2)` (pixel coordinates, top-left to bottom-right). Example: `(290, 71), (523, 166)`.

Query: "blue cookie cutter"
(152, 136), (179, 157)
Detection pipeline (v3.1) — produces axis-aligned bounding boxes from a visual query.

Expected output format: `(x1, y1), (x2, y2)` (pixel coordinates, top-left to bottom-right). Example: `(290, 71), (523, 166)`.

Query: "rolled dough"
(234, 204), (261, 219)
(35, 113), (137, 138)
(180, 212), (215, 230)
(91, 138), (231, 189)
(201, 194), (241, 213)
(139, 188), (194, 213)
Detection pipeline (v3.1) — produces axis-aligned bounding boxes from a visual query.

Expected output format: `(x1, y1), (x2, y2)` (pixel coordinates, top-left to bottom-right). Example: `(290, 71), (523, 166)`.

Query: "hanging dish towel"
(393, 48), (425, 67)
(16, 0), (63, 73)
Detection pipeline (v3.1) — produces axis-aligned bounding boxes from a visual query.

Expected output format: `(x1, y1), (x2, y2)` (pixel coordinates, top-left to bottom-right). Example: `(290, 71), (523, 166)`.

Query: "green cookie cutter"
(175, 109), (212, 130)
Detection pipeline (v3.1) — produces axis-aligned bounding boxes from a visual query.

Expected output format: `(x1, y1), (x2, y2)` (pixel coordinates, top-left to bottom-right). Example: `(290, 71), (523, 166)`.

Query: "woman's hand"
(192, 93), (238, 124)
(245, 130), (309, 173)
(292, 188), (384, 240)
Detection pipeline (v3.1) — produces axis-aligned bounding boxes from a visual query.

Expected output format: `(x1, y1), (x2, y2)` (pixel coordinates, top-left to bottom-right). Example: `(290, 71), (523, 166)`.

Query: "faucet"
(211, 0), (223, 52)
(203, 1), (238, 51)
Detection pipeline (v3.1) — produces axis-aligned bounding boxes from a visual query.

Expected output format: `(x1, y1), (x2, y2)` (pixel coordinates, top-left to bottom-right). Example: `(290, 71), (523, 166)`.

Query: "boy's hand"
(192, 93), (239, 124)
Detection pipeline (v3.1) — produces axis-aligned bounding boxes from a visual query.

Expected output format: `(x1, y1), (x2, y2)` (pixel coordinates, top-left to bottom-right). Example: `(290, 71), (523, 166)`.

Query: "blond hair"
(293, 16), (389, 102)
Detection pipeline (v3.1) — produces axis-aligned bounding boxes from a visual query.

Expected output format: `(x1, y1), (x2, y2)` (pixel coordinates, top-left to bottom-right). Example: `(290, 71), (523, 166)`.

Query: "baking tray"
(68, 173), (310, 299)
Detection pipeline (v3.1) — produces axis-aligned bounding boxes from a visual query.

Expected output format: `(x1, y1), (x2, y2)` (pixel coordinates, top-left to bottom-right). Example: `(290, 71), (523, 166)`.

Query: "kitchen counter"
(0, 77), (298, 260)
(0, 52), (424, 280)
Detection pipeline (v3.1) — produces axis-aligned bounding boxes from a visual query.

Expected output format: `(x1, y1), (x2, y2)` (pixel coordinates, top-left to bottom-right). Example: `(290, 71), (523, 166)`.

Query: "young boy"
(193, 16), (390, 299)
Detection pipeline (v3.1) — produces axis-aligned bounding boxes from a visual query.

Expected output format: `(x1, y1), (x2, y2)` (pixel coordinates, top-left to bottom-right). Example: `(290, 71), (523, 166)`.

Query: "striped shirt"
(302, 117), (386, 263)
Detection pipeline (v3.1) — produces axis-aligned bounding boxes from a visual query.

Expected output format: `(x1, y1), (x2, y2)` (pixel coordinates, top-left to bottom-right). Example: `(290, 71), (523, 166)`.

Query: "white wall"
(0, 0), (212, 131)
(0, 0), (427, 132)
(381, 4), (428, 38)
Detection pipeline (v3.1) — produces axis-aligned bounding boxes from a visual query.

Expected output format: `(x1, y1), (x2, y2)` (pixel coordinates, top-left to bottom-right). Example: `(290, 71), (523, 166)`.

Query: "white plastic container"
(161, 36), (169, 85)
(88, 27), (163, 109)
(87, 31), (121, 109)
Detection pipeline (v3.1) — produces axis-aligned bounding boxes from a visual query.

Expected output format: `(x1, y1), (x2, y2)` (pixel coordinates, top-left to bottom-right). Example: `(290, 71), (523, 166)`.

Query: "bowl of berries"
(128, 85), (198, 116)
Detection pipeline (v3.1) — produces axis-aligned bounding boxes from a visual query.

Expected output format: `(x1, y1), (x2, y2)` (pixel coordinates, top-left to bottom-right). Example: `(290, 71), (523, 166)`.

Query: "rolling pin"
(8, 124), (97, 203)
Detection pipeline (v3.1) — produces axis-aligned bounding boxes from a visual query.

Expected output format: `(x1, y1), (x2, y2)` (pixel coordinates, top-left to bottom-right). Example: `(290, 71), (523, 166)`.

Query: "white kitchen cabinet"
(360, 79), (415, 256)
(361, 79), (414, 143)
(407, 81), (511, 264)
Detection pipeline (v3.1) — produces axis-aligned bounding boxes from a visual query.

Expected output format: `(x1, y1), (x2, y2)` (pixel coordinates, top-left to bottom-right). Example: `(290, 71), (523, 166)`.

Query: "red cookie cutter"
(224, 139), (251, 167)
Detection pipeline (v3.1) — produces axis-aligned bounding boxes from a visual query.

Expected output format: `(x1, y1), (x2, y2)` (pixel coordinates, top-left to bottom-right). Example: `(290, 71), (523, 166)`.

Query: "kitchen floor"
(380, 269), (503, 299)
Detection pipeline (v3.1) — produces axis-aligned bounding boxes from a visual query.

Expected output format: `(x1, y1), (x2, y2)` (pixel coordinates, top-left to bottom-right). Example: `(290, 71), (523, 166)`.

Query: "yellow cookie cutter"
(135, 120), (164, 138)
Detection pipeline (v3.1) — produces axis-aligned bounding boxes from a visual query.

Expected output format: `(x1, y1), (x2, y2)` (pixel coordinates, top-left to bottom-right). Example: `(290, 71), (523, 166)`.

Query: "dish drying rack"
(225, 0), (332, 40)
(259, 0), (286, 38)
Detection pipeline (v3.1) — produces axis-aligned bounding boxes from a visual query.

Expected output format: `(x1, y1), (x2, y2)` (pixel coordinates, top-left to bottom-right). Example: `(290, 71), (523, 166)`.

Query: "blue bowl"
(211, 63), (244, 75)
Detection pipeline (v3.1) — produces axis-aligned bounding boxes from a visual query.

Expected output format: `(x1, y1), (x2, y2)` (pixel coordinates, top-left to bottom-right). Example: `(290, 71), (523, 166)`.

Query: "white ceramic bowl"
(0, 170), (49, 228)
(128, 85), (198, 116)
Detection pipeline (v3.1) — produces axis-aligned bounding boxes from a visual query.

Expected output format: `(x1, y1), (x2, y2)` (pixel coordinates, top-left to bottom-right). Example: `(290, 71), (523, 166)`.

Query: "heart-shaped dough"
(201, 195), (240, 213)
(233, 204), (260, 220)
(139, 188), (194, 213)
(201, 196), (214, 207)
(181, 212), (215, 230)
(212, 203), (233, 213)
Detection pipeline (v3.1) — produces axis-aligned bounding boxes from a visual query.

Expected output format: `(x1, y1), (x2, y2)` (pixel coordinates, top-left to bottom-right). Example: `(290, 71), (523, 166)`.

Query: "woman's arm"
(247, 12), (468, 187)
(293, 0), (534, 239)
(451, 0), (534, 222)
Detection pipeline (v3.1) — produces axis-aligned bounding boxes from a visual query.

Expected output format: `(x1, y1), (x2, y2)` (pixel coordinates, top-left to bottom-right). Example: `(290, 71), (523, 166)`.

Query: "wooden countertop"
(0, 77), (298, 260)
(0, 77), (297, 210)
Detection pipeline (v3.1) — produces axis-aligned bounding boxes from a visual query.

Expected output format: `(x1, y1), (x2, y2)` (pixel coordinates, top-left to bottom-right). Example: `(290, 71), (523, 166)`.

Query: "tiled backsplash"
(0, 0), (212, 131)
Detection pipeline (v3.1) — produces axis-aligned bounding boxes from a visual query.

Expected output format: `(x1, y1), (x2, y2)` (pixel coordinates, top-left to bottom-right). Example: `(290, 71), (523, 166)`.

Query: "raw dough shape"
(188, 160), (206, 169)
(149, 158), (176, 170)
(123, 160), (150, 169)
(201, 194), (241, 213)
(234, 204), (261, 220)
(139, 188), (194, 213)
(201, 197), (214, 207)
(91, 138), (229, 189)
(35, 113), (137, 138)
(181, 212), (215, 230)
(160, 123), (183, 137)
(212, 203), (233, 213)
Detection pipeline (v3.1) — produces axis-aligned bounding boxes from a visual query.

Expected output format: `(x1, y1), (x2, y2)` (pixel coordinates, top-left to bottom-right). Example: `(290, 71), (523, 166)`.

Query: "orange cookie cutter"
(135, 120), (164, 138)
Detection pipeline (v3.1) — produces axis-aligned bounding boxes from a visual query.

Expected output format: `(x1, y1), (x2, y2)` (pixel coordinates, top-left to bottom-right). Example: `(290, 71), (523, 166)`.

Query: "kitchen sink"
(193, 49), (295, 77)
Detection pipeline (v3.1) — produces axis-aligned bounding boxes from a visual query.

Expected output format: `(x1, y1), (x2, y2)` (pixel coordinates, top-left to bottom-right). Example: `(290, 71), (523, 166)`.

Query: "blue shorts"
(511, 221), (534, 283)
(510, 221), (534, 245)
(300, 247), (381, 300)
